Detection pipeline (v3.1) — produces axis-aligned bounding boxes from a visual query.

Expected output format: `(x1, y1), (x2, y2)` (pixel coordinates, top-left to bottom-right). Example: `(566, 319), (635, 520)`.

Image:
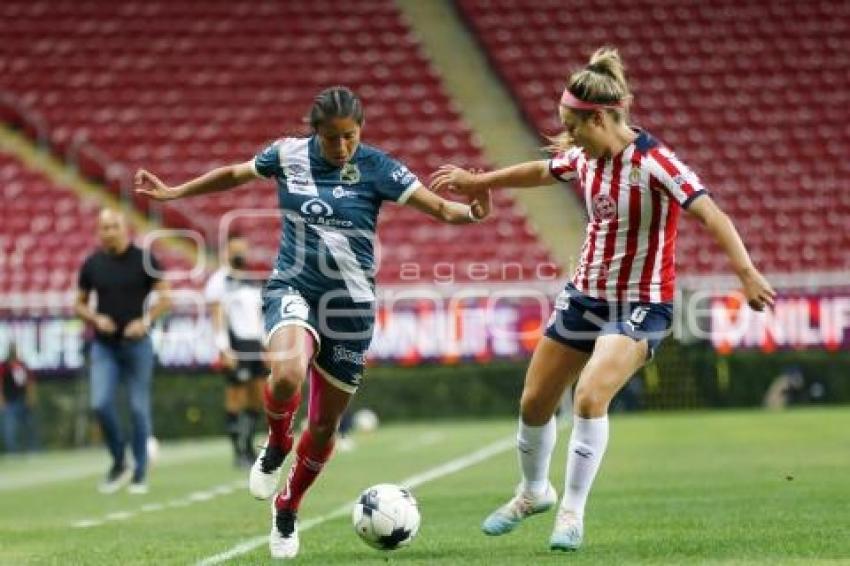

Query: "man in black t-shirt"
(75, 208), (171, 494)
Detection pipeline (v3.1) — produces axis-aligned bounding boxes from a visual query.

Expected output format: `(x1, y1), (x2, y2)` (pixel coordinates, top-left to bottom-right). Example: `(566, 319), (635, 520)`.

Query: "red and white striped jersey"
(549, 130), (707, 303)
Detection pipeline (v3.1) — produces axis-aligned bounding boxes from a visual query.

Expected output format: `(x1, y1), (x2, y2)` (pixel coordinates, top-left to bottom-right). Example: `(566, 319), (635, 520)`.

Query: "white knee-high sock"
(517, 416), (556, 496)
(561, 415), (609, 518)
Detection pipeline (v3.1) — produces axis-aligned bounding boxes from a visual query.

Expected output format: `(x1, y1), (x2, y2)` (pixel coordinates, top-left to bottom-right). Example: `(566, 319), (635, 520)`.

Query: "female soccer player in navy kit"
(136, 86), (491, 559)
(431, 47), (775, 551)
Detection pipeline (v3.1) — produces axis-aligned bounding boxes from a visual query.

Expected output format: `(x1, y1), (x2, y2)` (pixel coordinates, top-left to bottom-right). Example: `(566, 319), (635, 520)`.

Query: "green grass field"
(1, 408), (848, 565)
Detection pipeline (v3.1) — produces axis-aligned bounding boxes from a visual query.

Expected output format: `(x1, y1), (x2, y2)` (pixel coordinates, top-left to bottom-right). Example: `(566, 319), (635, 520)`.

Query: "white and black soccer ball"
(352, 484), (420, 551)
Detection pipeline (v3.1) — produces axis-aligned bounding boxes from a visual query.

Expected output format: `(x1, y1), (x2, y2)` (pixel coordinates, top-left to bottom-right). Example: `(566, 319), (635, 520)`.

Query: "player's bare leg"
(483, 337), (590, 535)
(249, 326), (314, 500)
(551, 334), (647, 551)
(270, 367), (352, 559)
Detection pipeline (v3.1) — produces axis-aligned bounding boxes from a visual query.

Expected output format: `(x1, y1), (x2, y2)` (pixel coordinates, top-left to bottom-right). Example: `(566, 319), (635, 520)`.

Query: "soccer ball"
(352, 484), (420, 550)
(352, 408), (379, 433)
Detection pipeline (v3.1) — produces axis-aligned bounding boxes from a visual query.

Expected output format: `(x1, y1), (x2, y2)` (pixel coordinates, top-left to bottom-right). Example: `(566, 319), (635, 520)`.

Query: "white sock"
(561, 415), (609, 519)
(517, 416), (556, 497)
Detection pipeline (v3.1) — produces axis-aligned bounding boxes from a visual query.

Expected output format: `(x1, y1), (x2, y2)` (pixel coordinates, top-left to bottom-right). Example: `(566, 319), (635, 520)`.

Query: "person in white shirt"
(204, 234), (267, 468)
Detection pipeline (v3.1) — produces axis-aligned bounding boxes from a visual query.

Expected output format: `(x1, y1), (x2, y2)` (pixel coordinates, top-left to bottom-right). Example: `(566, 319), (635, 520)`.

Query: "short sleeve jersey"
(253, 136), (420, 303)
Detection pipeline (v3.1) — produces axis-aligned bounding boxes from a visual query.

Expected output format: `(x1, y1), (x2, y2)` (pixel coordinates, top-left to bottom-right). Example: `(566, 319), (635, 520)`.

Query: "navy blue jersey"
(253, 136), (420, 303)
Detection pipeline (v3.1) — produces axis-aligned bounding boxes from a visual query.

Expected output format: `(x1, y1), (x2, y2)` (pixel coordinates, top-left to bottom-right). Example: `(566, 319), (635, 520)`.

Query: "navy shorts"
(544, 284), (673, 359)
(262, 281), (374, 393)
(227, 338), (266, 385)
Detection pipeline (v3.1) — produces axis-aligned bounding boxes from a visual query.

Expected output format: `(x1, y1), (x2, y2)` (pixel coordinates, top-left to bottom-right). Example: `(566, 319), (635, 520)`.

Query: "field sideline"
(1, 408), (848, 565)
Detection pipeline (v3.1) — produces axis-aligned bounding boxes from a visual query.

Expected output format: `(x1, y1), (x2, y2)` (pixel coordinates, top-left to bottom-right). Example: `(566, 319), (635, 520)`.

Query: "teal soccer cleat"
(481, 483), (557, 536)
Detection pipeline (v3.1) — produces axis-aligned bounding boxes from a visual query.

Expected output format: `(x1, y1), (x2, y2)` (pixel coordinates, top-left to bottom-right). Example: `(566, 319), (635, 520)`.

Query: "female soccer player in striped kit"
(431, 47), (775, 551)
(136, 86), (491, 559)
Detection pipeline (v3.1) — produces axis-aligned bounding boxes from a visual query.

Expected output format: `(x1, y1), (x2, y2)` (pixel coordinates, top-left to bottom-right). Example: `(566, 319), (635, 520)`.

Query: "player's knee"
(269, 359), (307, 395)
(519, 388), (551, 426)
(573, 384), (608, 418)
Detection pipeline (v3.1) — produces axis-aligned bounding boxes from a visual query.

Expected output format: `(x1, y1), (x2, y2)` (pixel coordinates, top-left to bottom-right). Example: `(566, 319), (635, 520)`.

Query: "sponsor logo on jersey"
(340, 162), (361, 184)
(592, 193), (617, 221)
(286, 163), (308, 177)
(285, 163), (314, 192)
(301, 197), (334, 217)
(391, 165), (415, 186)
(332, 185), (357, 199)
(333, 344), (366, 366)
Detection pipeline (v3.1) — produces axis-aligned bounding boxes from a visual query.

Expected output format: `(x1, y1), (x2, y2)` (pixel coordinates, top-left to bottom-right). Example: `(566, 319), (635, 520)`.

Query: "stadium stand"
(0, 0), (557, 286)
(457, 0), (850, 275)
(0, 152), (193, 303)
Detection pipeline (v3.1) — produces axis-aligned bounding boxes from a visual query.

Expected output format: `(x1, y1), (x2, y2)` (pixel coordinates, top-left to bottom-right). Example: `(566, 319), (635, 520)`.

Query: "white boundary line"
(70, 479), (245, 529)
(195, 435), (516, 565)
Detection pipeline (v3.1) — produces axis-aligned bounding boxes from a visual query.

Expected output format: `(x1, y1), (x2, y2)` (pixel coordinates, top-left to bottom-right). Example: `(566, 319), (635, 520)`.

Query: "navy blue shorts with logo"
(262, 281), (374, 393)
(544, 284), (673, 359)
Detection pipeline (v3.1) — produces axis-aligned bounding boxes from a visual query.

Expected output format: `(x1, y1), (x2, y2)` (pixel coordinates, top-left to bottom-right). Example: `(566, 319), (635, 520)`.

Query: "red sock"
(263, 382), (301, 452)
(275, 428), (334, 512)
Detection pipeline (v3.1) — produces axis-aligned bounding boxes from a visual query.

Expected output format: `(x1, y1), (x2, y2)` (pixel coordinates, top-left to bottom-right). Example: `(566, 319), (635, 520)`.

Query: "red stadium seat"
(457, 0), (849, 275)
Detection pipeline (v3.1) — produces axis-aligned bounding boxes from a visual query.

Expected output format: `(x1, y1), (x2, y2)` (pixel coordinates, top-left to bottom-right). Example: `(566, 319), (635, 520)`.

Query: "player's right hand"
(429, 164), (479, 195)
(740, 269), (776, 311)
(135, 169), (181, 200)
(94, 314), (117, 335)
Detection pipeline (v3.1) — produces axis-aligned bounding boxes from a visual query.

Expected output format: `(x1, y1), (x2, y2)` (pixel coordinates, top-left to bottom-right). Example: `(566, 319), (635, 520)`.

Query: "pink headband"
(560, 89), (626, 111)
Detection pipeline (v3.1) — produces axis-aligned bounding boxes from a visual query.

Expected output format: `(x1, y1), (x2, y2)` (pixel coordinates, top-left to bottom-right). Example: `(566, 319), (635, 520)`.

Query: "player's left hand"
(429, 165), (479, 195)
(124, 318), (149, 338)
(740, 268), (776, 311)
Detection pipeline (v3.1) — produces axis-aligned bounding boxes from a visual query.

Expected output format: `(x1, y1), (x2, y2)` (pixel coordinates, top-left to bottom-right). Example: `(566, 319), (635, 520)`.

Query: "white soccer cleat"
(481, 482), (557, 536)
(269, 502), (299, 559)
(249, 443), (286, 500)
(549, 508), (584, 551)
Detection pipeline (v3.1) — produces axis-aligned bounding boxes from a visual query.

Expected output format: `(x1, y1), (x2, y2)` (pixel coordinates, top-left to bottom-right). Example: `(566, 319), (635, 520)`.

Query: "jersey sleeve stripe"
(396, 180), (422, 205)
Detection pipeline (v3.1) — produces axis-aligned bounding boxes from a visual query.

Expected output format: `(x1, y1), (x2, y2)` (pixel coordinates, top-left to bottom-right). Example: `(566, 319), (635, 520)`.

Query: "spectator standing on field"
(74, 208), (171, 494)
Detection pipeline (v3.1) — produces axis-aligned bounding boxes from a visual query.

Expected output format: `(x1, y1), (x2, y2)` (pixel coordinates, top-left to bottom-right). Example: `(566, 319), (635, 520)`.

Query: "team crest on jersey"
(340, 162), (361, 184)
(592, 193), (617, 221)
(629, 168), (641, 185)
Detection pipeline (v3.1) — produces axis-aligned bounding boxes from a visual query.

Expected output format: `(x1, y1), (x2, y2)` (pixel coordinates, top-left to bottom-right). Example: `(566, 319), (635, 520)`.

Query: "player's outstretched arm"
(405, 183), (492, 225)
(135, 161), (259, 201)
(429, 160), (556, 196)
(687, 196), (776, 311)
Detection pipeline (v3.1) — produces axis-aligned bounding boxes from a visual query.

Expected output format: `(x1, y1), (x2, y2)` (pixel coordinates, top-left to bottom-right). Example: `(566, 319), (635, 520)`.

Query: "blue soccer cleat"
(481, 483), (557, 536)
